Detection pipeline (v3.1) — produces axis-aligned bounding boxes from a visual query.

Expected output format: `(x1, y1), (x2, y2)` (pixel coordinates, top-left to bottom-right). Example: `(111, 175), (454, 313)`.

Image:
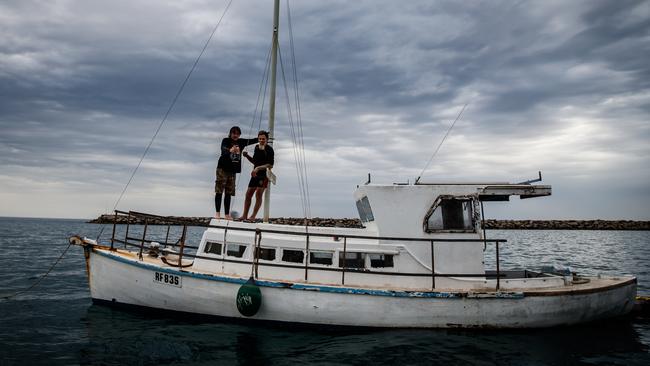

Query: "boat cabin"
(192, 181), (551, 291)
(354, 182), (551, 237)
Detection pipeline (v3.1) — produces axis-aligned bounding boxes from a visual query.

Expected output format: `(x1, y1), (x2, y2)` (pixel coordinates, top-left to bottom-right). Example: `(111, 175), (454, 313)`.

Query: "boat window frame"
(255, 246), (277, 262)
(369, 253), (394, 268)
(225, 243), (248, 258)
(203, 241), (224, 256)
(338, 251), (366, 269)
(423, 194), (480, 233)
(355, 196), (375, 223)
(309, 251), (334, 266)
(281, 248), (305, 264)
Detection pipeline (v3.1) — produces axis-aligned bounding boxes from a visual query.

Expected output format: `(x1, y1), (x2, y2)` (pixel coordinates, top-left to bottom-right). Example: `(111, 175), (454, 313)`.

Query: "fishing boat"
(70, 1), (636, 328)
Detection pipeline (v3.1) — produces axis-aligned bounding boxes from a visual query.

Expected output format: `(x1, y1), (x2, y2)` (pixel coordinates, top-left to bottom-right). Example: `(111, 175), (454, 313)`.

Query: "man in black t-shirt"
(215, 126), (258, 220)
(241, 130), (274, 222)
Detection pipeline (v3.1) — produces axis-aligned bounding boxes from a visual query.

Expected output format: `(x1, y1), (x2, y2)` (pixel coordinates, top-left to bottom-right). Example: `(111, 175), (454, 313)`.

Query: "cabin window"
(282, 249), (304, 263)
(204, 241), (223, 255)
(338, 252), (365, 269)
(425, 197), (475, 232)
(310, 251), (333, 265)
(226, 244), (247, 258)
(255, 247), (276, 261)
(369, 254), (394, 268)
(355, 196), (375, 223)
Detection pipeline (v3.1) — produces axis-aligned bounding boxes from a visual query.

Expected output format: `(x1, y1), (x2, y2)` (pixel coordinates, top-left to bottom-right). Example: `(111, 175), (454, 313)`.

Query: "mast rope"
(232, 40), (274, 209)
(278, 46), (309, 219)
(415, 103), (468, 184)
(96, 0), (234, 239)
(286, 0), (311, 219)
(235, 0), (311, 220)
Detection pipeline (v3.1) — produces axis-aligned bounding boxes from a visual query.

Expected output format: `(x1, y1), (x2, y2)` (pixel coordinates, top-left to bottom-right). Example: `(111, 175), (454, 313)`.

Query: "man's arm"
(242, 151), (254, 164)
(242, 137), (259, 147)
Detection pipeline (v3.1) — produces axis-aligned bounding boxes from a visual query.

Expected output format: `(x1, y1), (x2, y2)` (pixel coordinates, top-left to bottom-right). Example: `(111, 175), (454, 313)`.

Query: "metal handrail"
(204, 221), (506, 243)
(107, 210), (506, 244)
(108, 210), (507, 290)
(114, 239), (504, 279)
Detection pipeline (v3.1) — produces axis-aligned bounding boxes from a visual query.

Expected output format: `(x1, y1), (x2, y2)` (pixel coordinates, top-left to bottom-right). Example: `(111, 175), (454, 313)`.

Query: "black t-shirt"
(217, 137), (258, 173)
(251, 144), (274, 179)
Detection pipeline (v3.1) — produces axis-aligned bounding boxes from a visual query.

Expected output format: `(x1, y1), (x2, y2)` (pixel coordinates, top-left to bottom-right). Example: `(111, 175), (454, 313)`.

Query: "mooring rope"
(0, 242), (73, 301)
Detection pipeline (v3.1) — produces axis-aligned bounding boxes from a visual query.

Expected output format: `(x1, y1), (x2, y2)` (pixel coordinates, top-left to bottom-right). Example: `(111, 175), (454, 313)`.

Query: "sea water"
(0, 217), (648, 365)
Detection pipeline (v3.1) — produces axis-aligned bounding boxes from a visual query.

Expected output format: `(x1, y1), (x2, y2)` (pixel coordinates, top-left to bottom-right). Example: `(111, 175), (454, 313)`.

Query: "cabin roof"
(356, 182), (551, 201)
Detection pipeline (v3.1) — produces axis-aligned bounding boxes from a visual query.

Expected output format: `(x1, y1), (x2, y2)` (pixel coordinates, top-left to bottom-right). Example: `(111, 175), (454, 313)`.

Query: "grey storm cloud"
(0, 0), (648, 220)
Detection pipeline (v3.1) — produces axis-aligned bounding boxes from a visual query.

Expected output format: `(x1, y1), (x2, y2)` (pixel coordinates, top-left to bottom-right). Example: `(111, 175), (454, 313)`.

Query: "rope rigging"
(415, 103), (468, 184)
(231, 40), (274, 207)
(2, 1), (236, 301)
(286, 0), (311, 219)
(278, 46), (310, 219)
(96, 0), (234, 240)
(237, 0), (311, 220)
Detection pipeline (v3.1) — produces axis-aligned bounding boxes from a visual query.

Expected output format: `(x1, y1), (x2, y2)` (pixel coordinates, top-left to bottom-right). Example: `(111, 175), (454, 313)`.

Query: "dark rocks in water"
(87, 214), (364, 228)
(87, 214), (649, 230)
(482, 219), (650, 231)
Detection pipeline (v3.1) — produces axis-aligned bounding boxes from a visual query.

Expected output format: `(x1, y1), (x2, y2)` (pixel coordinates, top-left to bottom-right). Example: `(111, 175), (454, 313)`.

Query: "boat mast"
(263, 0), (280, 223)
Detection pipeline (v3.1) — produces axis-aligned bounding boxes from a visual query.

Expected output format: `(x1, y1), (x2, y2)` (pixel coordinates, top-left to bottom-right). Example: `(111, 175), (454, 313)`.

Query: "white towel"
(267, 168), (277, 185)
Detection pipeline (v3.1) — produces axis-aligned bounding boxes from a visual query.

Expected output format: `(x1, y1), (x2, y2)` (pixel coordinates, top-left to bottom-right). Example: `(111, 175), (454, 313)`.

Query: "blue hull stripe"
(93, 249), (524, 299)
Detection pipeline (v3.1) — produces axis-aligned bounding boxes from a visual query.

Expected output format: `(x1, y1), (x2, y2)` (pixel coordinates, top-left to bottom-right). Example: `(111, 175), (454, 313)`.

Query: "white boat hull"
(86, 247), (636, 328)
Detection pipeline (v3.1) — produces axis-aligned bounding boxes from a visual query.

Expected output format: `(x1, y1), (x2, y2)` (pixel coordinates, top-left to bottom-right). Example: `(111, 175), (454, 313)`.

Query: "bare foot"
(225, 214), (233, 220)
(215, 212), (221, 219)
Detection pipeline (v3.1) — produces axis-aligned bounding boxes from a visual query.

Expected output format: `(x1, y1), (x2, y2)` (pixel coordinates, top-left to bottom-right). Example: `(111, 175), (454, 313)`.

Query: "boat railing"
(105, 210), (508, 290)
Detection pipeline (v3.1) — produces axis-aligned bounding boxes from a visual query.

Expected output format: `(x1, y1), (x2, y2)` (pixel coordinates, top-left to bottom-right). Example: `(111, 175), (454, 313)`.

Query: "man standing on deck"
(215, 126), (258, 220)
(240, 130), (274, 222)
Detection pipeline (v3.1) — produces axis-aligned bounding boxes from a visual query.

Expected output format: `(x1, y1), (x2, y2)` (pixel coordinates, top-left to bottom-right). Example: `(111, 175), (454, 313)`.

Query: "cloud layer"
(1, 0), (649, 219)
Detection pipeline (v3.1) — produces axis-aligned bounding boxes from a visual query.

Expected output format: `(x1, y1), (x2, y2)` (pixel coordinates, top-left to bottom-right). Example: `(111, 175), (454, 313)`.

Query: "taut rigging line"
(96, 0), (234, 240)
(415, 103), (468, 184)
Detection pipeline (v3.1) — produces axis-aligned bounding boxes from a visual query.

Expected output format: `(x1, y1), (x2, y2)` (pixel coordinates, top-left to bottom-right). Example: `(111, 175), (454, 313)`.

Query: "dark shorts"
(248, 175), (269, 189)
(215, 168), (236, 195)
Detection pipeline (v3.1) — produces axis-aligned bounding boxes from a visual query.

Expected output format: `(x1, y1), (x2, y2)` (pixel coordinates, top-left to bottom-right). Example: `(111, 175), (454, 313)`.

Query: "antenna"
(415, 103), (468, 184)
(517, 171), (543, 185)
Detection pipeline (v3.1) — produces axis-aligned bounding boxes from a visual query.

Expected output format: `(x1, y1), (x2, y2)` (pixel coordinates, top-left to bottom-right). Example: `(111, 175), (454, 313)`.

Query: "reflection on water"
(78, 304), (649, 365)
(0, 218), (649, 365)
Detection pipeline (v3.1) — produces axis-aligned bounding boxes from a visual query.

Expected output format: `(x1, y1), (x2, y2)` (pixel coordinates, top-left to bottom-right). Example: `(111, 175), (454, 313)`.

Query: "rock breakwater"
(88, 214), (649, 230)
(483, 219), (649, 230)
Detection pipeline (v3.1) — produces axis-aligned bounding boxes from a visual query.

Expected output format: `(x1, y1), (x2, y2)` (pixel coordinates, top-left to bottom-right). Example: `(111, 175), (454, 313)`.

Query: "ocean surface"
(0, 217), (648, 365)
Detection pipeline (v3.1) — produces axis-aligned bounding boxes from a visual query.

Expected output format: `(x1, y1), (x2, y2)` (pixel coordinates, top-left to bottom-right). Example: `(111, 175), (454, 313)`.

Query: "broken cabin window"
(282, 249), (304, 263)
(355, 196), (375, 223)
(204, 241), (223, 255)
(309, 251), (333, 265)
(226, 244), (247, 258)
(425, 197), (475, 232)
(369, 254), (394, 268)
(338, 252), (366, 269)
(255, 247), (276, 261)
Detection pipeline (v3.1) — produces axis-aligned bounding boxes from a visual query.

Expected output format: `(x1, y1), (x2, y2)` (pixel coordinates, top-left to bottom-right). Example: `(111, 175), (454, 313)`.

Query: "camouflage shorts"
(215, 168), (236, 196)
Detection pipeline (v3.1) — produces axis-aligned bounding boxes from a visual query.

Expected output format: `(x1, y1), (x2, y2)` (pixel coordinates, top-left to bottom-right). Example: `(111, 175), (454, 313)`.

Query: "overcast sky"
(1, 0), (648, 220)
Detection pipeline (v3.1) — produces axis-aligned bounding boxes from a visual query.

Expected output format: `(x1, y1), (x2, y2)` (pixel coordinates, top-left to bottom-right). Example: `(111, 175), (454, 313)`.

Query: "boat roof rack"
(479, 184), (551, 201)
